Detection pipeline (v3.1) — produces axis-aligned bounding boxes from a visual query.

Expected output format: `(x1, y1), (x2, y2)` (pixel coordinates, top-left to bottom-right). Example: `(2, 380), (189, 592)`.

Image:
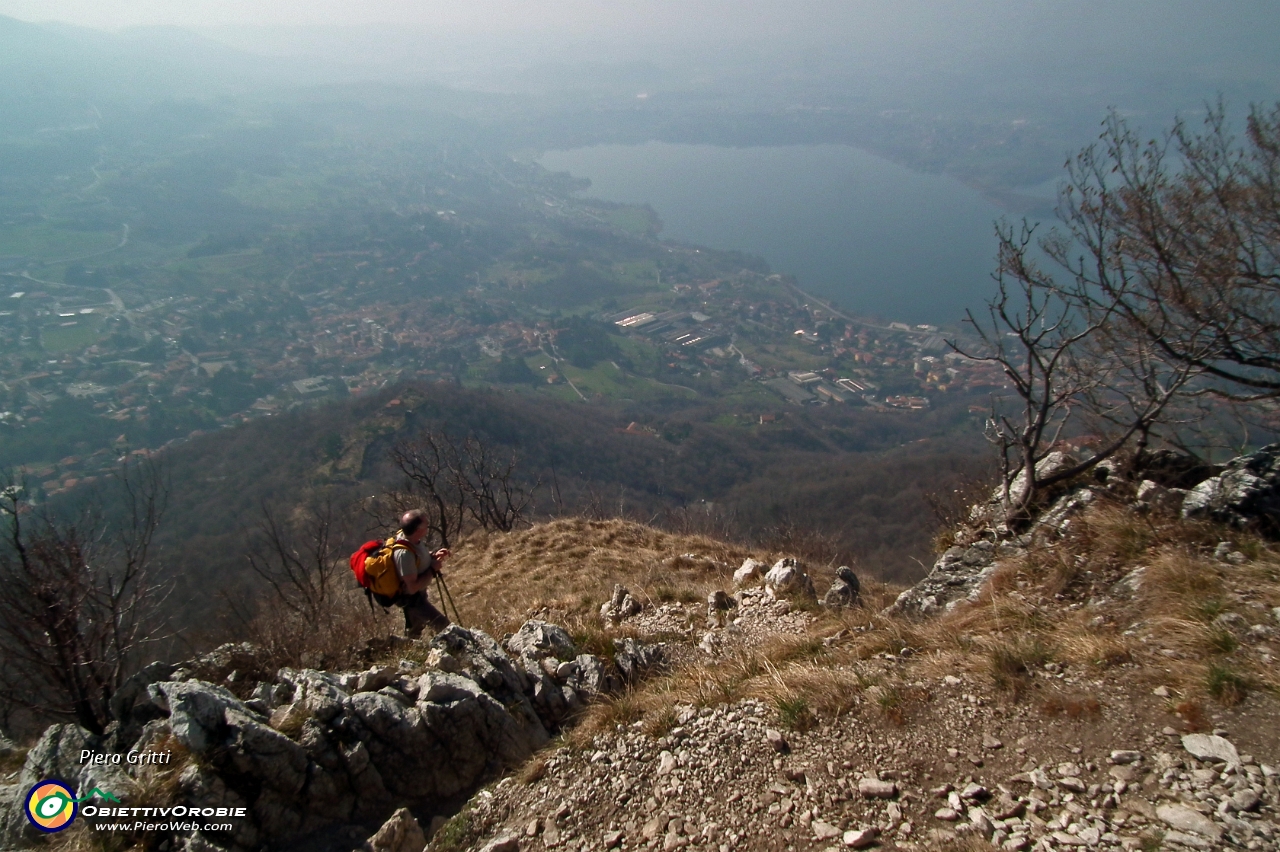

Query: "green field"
(477, 349), (699, 405)
(736, 339), (827, 372)
(556, 358), (698, 403)
(41, 315), (105, 352)
(0, 223), (121, 261)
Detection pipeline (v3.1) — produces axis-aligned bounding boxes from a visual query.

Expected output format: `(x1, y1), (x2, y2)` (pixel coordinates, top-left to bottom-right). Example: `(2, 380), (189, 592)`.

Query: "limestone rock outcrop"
(763, 558), (816, 601)
(599, 584), (643, 622)
(0, 622), (663, 852)
(1182, 443), (1280, 534)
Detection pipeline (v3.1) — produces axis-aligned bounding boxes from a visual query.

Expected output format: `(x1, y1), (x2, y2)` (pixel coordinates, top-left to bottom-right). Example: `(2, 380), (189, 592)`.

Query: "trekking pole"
(441, 575), (462, 625)
(435, 573), (463, 626)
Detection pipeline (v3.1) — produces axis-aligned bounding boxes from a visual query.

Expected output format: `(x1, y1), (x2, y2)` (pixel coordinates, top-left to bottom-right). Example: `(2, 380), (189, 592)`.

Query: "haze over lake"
(540, 142), (1010, 324)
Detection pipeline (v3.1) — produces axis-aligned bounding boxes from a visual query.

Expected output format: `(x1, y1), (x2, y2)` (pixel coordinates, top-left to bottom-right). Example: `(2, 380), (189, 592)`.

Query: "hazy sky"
(3, 0), (1273, 39)
(2, 1), (1276, 83)
(0, 0), (823, 32)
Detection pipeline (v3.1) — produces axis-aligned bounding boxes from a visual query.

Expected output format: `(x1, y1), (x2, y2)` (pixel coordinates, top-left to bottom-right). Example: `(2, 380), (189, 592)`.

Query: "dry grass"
(985, 634), (1054, 695)
(1206, 663), (1251, 706)
(445, 518), (762, 638)
(131, 736), (191, 803)
(366, 505), (1278, 753)
(44, 827), (104, 852)
(0, 747), (27, 776)
(241, 591), (396, 673)
(1057, 628), (1134, 670)
(516, 754), (548, 785)
(757, 659), (866, 719)
(796, 500), (1280, 704)
(1130, 543), (1280, 702)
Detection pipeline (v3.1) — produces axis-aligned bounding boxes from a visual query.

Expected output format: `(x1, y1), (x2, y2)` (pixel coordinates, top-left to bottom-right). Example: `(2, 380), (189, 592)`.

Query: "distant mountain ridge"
(0, 14), (353, 126)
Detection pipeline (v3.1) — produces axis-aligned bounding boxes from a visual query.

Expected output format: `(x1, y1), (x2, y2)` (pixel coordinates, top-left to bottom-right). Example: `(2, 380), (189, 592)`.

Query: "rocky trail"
(448, 595), (1280, 852)
(3, 448), (1280, 852)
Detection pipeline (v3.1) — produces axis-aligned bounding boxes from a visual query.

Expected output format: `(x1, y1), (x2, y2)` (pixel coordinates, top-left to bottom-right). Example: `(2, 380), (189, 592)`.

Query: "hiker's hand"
(433, 548), (450, 562)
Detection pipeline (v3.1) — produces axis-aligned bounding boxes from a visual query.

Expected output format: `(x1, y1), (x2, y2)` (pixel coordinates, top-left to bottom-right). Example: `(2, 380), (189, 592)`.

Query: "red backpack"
(349, 536), (416, 600)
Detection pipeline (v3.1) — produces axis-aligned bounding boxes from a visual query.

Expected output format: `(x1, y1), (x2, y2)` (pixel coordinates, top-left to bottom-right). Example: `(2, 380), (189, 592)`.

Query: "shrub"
(430, 807), (474, 852)
(1206, 664), (1249, 707)
(988, 636), (1053, 693)
(775, 696), (814, 732)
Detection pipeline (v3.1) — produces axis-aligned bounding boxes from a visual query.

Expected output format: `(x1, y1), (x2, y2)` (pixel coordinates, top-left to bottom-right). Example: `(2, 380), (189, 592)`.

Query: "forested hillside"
(141, 381), (985, 638)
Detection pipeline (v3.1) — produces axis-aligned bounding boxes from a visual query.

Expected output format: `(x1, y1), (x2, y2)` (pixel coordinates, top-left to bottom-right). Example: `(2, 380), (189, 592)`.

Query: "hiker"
(389, 509), (451, 638)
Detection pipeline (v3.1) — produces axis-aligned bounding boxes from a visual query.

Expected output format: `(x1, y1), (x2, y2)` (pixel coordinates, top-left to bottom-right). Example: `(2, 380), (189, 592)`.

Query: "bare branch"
(0, 463), (169, 734)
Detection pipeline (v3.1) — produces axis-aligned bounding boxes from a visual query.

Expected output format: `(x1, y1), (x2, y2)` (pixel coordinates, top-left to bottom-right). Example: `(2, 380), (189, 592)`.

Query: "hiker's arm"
(395, 548), (431, 594)
(409, 550), (448, 588)
(401, 568), (432, 595)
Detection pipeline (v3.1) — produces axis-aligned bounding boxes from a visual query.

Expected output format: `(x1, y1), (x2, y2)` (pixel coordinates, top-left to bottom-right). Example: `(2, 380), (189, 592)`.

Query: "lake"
(539, 142), (1012, 325)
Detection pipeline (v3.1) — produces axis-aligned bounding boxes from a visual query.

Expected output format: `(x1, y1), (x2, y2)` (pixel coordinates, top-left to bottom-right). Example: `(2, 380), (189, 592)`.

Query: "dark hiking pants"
(401, 590), (449, 639)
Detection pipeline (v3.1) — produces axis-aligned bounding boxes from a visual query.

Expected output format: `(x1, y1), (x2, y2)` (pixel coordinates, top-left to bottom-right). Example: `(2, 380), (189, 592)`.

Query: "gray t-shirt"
(392, 535), (437, 586)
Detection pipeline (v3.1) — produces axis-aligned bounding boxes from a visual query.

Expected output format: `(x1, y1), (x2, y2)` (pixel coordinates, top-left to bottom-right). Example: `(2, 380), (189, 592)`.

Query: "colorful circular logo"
(24, 780), (77, 833)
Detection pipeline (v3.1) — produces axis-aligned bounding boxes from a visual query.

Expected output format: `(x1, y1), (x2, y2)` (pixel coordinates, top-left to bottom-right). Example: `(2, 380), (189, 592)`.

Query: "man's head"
(400, 509), (428, 543)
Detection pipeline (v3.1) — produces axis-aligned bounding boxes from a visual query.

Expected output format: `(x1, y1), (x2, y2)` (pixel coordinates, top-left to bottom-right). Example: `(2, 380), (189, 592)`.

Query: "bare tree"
(455, 435), (534, 533)
(389, 430), (532, 546)
(956, 221), (1202, 523)
(0, 462), (168, 734)
(952, 103), (1280, 524)
(1046, 102), (1280, 400)
(244, 495), (347, 628)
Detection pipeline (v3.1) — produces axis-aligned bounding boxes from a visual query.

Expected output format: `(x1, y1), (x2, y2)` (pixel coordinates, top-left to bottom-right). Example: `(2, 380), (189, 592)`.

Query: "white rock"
(1232, 789), (1261, 812)
(1109, 750), (1142, 764)
(480, 838), (520, 852)
(657, 751), (678, 776)
(842, 827), (879, 848)
(858, 778), (897, 799)
(765, 729), (789, 753)
(733, 559), (765, 587)
(1157, 804), (1224, 841)
(1050, 830), (1088, 846)
(764, 558), (814, 600)
(969, 808), (995, 838)
(1057, 776), (1087, 793)
(812, 820), (842, 841)
(1182, 733), (1240, 769)
(1161, 829), (1214, 849)
(364, 806), (427, 852)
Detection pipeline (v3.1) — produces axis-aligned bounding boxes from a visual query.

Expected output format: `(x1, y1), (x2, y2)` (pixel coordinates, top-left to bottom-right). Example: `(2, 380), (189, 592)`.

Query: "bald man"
(390, 509), (451, 638)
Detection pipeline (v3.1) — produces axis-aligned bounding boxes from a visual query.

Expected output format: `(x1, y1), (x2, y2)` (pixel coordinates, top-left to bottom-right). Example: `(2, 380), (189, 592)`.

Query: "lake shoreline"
(539, 141), (1008, 325)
